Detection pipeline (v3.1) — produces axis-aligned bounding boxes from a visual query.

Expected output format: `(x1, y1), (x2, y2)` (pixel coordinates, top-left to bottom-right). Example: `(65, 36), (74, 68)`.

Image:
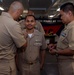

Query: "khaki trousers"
(19, 62), (40, 75)
(58, 58), (74, 75)
(0, 59), (16, 75)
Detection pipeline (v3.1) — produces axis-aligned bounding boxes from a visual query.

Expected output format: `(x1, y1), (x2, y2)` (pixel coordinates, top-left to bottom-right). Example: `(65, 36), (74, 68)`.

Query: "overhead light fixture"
(57, 8), (60, 11)
(48, 15), (55, 18)
(53, 0), (60, 6)
(0, 0), (3, 2)
(23, 10), (28, 13)
(20, 15), (22, 16)
(0, 7), (4, 10)
(51, 0), (55, 3)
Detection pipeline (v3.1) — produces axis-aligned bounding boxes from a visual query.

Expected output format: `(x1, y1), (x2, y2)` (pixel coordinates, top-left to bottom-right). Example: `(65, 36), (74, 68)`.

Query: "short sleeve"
(41, 34), (47, 50)
(68, 27), (74, 50)
(7, 22), (26, 48)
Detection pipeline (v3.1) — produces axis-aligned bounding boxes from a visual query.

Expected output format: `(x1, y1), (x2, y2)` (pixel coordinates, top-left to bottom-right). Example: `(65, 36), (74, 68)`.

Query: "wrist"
(55, 50), (58, 56)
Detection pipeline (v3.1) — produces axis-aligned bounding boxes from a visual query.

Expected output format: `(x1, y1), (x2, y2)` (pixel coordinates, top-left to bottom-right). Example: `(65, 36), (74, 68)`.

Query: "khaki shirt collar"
(23, 29), (40, 36)
(66, 20), (74, 29)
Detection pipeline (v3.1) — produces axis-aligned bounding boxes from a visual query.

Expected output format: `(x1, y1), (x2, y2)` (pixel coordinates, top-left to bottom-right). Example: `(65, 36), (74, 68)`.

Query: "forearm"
(56, 48), (74, 55)
(40, 50), (45, 64)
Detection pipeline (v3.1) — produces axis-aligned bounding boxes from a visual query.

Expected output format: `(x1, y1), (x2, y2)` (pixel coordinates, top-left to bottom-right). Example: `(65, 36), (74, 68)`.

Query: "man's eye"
(31, 20), (34, 22)
(26, 20), (34, 22)
(26, 20), (29, 22)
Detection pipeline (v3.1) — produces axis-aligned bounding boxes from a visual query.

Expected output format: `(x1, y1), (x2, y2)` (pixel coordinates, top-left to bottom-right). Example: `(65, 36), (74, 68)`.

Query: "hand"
(48, 44), (56, 50)
(23, 32), (28, 39)
(49, 49), (57, 55)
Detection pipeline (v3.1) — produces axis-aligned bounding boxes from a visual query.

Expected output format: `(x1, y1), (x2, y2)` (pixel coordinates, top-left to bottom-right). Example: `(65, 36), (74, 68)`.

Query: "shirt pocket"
(60, 32), (68, 44)
(34, 40), (42, 47)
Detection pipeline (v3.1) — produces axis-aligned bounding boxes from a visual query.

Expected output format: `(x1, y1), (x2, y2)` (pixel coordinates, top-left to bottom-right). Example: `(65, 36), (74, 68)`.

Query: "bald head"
(9, 1), (24, 12)
(8, 1), (24, 20)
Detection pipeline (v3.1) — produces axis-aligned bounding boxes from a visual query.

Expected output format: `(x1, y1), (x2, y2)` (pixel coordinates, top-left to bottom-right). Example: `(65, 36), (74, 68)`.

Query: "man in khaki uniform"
(19, 10), (45, 34)
(18, 15), (47, 75)
(48, 2), (74, 75)
(0, 1), (27, 75)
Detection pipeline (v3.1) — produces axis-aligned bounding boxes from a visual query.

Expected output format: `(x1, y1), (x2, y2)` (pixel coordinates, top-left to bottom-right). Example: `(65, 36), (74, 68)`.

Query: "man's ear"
(68, 11), (73, 16)
(17, 9), (20, 13)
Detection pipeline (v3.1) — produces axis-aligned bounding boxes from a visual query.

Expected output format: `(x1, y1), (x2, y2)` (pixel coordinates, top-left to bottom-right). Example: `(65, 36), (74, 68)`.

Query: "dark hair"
(60, 2), (74, 15)
(25, 15), (36, 20)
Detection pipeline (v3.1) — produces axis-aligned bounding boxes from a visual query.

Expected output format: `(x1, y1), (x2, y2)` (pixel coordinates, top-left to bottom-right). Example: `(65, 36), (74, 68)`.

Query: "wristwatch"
(55, 50), (58, 56)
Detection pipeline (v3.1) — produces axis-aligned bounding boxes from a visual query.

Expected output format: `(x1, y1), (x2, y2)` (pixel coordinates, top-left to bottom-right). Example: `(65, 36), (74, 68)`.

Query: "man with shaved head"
(0, 1), (27, 75)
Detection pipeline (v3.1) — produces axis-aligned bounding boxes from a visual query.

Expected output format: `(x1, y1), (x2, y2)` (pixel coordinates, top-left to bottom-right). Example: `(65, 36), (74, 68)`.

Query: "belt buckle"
(28, 62), (33, 65)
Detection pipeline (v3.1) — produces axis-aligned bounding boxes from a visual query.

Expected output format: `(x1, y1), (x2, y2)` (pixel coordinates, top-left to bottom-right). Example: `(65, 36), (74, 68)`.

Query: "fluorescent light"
(0, 7), (4, 10)
(23, 10), (28, 13)
(48, 15), (55, 18)
(57, 8), (60, 11)
(20, 15), (22, 16)
(0, 0), (3, 2)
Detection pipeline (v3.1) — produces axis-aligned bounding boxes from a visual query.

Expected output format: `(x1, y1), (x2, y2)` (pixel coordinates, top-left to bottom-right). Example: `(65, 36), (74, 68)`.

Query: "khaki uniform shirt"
(19, 20), (45, 34)
(57, 21), (74, 75)
(20, 29), (46, 62)
(57, 21), (74, 51)
(0, 12), (26, 73)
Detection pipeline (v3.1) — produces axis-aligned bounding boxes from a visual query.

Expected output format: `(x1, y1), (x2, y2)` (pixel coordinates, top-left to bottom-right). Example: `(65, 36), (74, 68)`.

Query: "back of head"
(60, 2), (74, 15)
(9, 1), (24, 12)
(8, 1), (24, 20)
